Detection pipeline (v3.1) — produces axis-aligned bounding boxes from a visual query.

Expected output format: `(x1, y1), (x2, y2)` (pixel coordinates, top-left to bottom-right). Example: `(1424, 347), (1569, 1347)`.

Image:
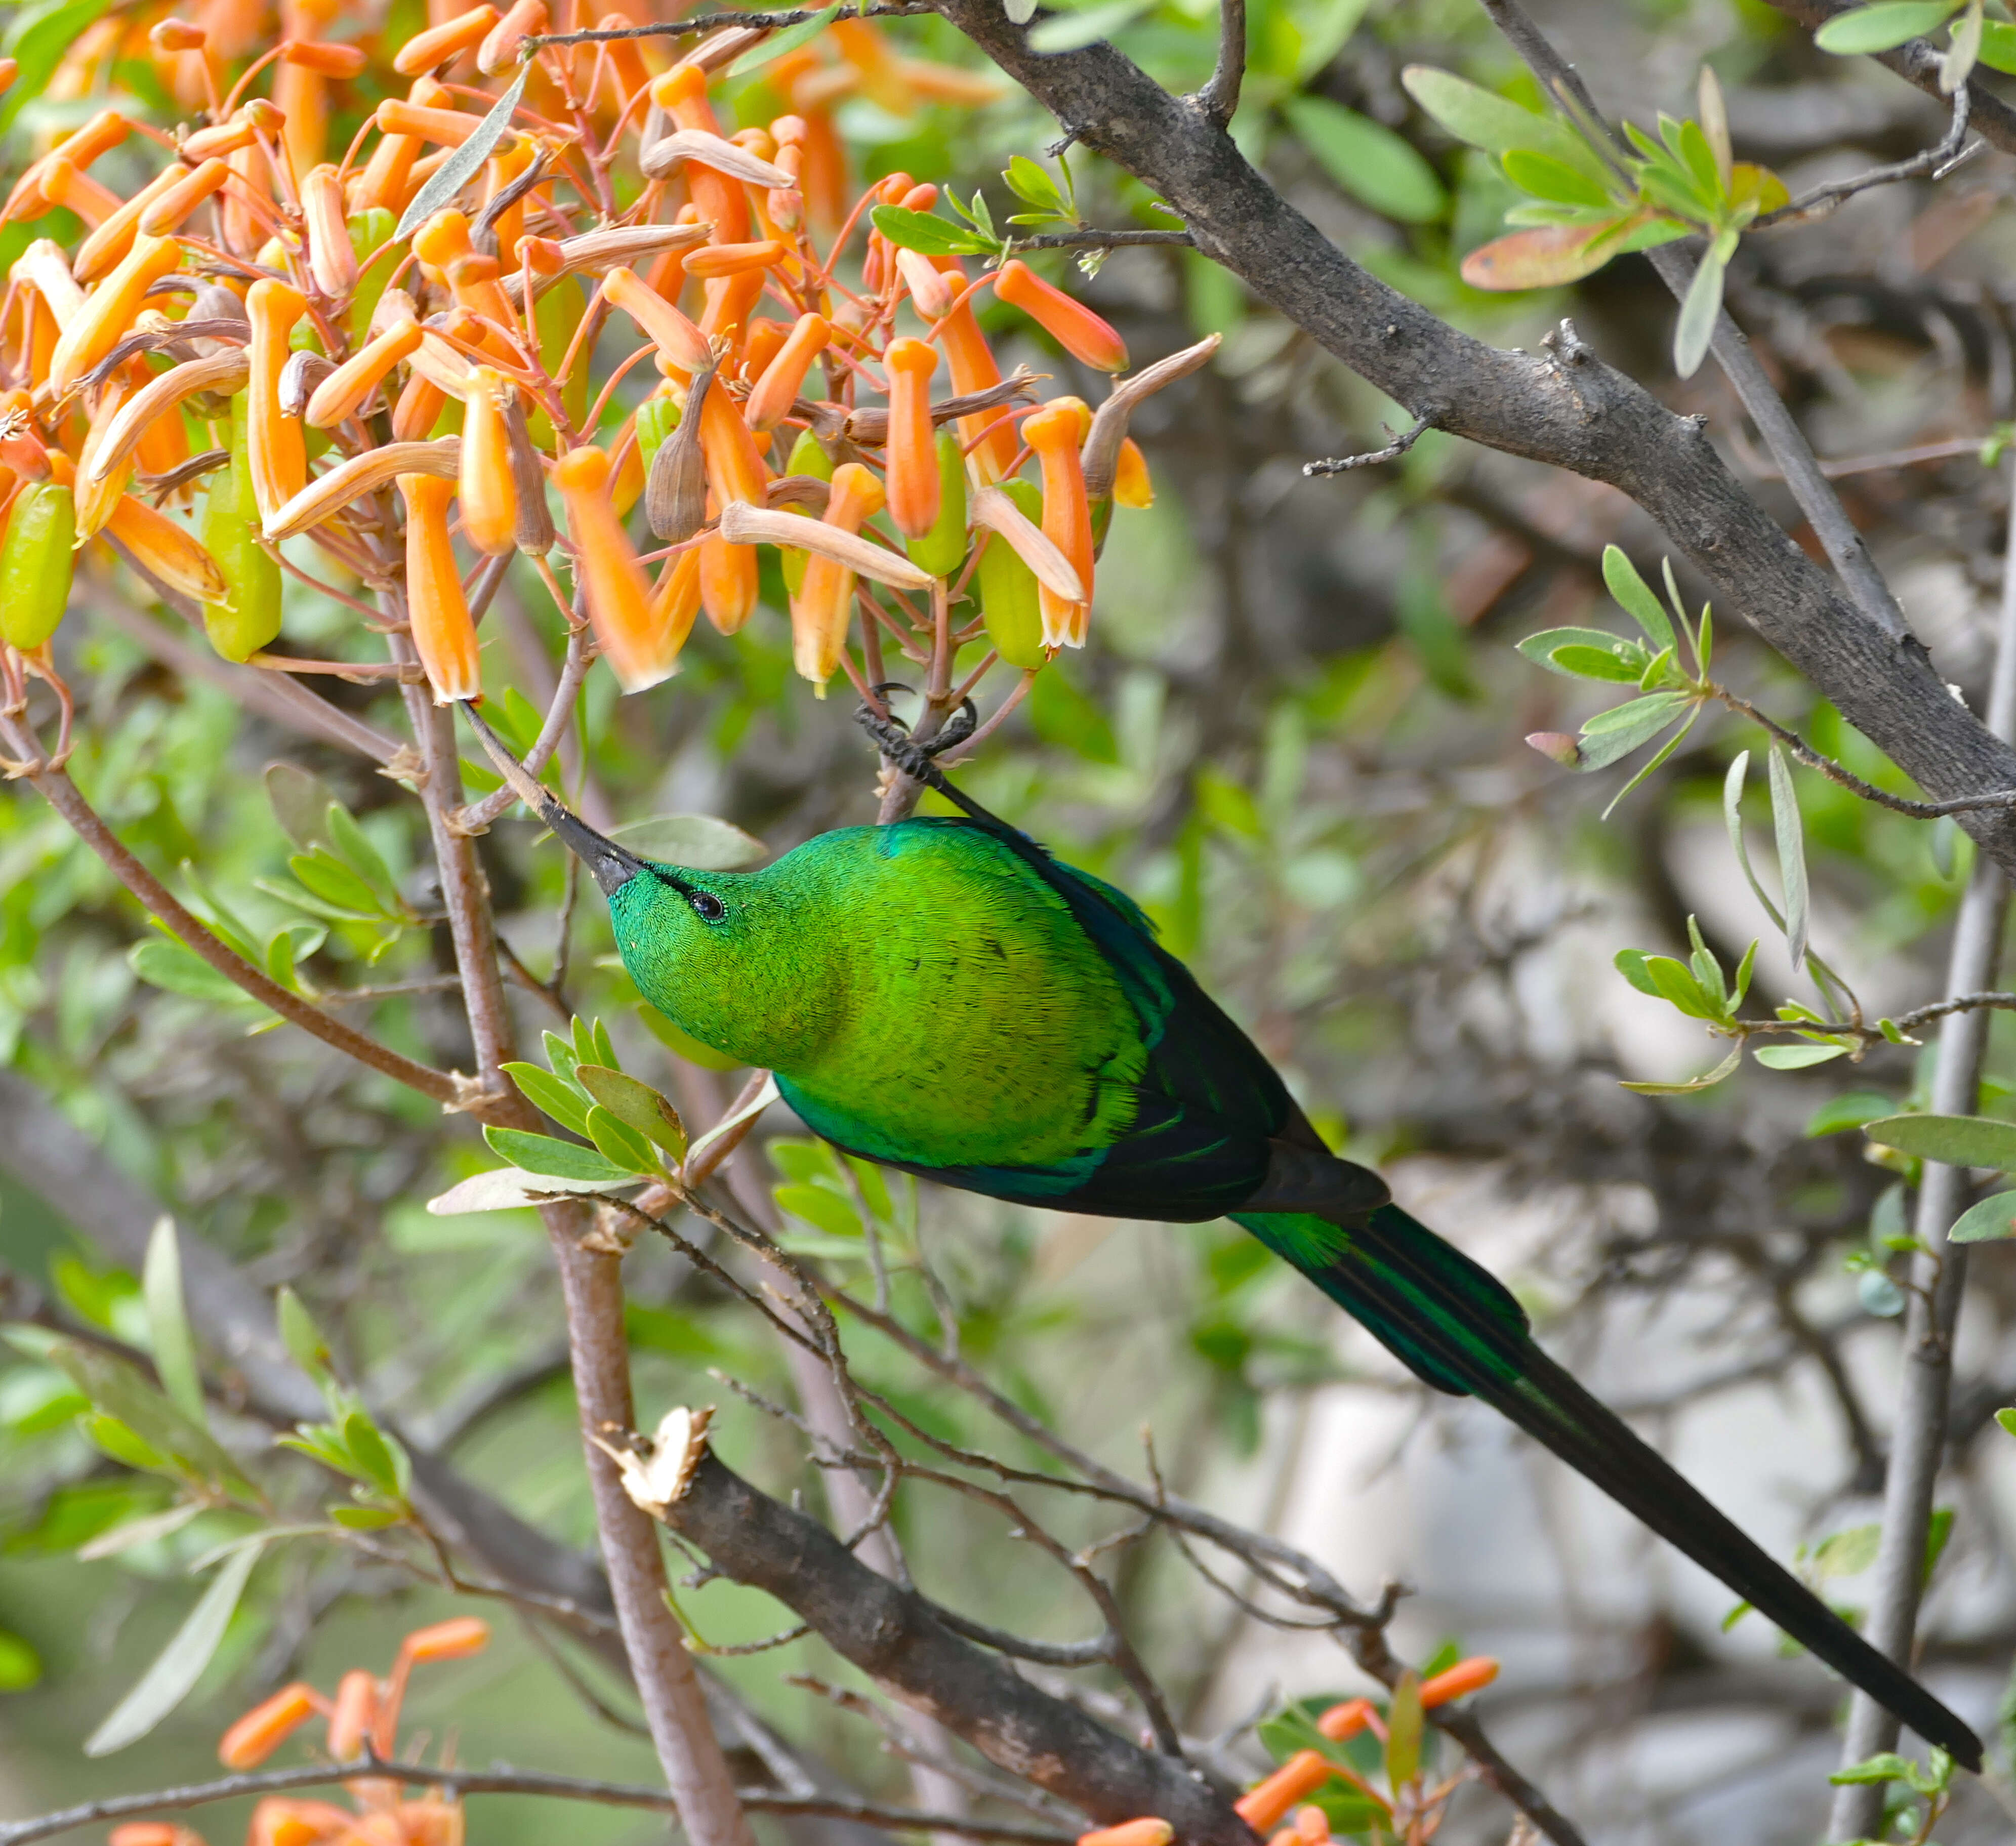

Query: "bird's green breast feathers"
(610, 821), (1150, 1170)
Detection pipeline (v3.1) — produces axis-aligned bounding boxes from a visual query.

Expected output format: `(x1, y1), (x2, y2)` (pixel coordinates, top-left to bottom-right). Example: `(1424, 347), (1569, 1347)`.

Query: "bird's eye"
(689, 890), (726, 923)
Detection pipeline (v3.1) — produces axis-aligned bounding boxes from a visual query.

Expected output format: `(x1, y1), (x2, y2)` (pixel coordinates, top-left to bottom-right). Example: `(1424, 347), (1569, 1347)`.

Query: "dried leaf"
(717, 502), (935, 588)
(970, 484), (1084, 601)
(264, 439), (460, 540)
(646, 360), (715, 543)
(639, 129), (792, 189)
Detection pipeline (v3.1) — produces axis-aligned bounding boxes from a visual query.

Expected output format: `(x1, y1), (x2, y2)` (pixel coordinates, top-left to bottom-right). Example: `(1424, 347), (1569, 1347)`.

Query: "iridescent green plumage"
(465, 706), (1981, 1772)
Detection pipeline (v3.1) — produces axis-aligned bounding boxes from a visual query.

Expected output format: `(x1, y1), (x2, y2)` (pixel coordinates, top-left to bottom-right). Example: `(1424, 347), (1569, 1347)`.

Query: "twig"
(1753, 85), (1974, 229)
(1195, 0), (1245, 130)
(1007, 228), (1194, 250)
(1304, 407), (1439, 477)
(529, 4), (935, 45)
(0, 1754), (1076, 1846)
(1738, 433), (1999, 481)
(1826, 453), (2016, 1832)
(1476, 0), (1914, 641)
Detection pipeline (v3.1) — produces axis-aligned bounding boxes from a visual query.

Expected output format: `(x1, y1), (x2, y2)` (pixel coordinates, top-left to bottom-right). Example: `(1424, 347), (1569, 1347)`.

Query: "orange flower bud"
(698, 531), (758, 635)
(107, 494), (228, 602)
(300, 164), (355, 299)
(136, 157), (231, 238)
(682, 238), (785, 281)
(697, 268), (765, 351)
(0, 58), (17, 98)
(351, 78), (450, 213)
(646, 544), (704, 667)
(273, 0), (336, 176)
(307, 317), (422, 427)
(3, 109), (131, 223)
(479, 0), (549, 74)
(1293, 1807), (1329, 1842)
(553, 445), (679, 692)
(326, 1666), (377, 1760)
(484, 135), (535, 265)
(1023, 401), (1093, 647)
(1077, 1822), (1173, 1846)
(392, 373), (448, 443)
(109, 1826), (207, 1846)
(994, 259), (1129, 373)
(73, 167), (188, 282)
(460, 366), (517, 556)
(741, 318), (789, 386)
(49, 233), (180, 395)
(882, 336), (939, 539)
(282, 40), (368, 76)
(596, 14), (653, 110)
(248, 1799), (354, 1846)
(1420, 1656), (1499, 1707)
(245, 277), (307, 523)
(745, 311), (829, 431)
(1315, 1697), (1375, 1742)
(789, 460), (882, 687)
(399, 473), (482, 702)
(181, 115), (259, 160)
(1112, 436), (1151, 509)
(219, 1681), (321, 1769)
(894, 248), (958, 319)
(395, 4), (499, 75)
(1235, 1752), (1334, 1833)
(400, 1616), (491, 1662)
(602, 264), (710, 375)
(650, 63), (750, 243)
(697, 370), (767, 511)
(36, 158), (121, 227)
(374, 99), (481, 147)
(935, 282), (1016, 483)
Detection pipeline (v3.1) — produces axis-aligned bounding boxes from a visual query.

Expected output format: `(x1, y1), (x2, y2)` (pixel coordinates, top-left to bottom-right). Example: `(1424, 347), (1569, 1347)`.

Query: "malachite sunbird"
(466, 704), (1982, 1771)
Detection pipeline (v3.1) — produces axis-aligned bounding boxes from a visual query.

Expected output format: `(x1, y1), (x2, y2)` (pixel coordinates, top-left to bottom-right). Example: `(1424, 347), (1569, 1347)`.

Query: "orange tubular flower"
(108, 494), (228, 602)
(484, 135), (534, 264)
(882, 336), (939, 539)
(281, 40), (369, 77)
(683, 238), (785, 280)
(273, 0), (340, 176)
(1315, 1698), (1375, 1742)
(352, 78), (450, 212)
(553, 444), (680, 692)
(219, 1682), (322, 1769)
(1236, 1752), (1335, 1833)
(399, 473), (482, 702)
(136, 157), (231, 238)
(3, 108), (129, 222)
(460, 366), (518, 555)
(697, 380), (766, 632)
(307, 317), (422, 427)
(375, 99), (480, 148)
(934, 274), (1016, 483)
(181, 114), (259, 160)
(479, 0), (549, 74)
(414, 208), (516, 330)
(790, 461), (882, 688)
(392, 373), (448, 442)
(651, 64), (750, 243)
(246, 1799), (355, 1846)
(36, 158), (121, 228)
(646, 544), (704, 665)
(245, 278), (307, 523)
(698, 269), (765, 352)
(399, 1616), (491, 1662)
(1077, 1823), (1174, 1846)
(326, 1667), (377, 1760)
(994, 259), (1129, 373)
(395, 3), (500, 75)
(1113, 437), (1152, 509)
(1419, 1655), (1499, 1706)
(72, 166), (186, 281)
(1023, 401), (1094, 647)
(745, 311), (829, 430)
(299, 163), (355, 299)
(48, 232), (181, 394)
(602, 264), (710, 376)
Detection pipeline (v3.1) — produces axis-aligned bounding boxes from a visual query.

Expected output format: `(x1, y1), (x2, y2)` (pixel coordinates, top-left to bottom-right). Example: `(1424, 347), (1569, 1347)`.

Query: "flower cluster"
(106, 1617), (489, 1846)
(0, 1), (1195, 737)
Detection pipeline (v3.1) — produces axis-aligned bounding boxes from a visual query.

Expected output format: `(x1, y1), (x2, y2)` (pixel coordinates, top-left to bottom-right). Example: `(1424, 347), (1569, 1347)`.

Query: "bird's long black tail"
(1232, 1202), (1983, 1771)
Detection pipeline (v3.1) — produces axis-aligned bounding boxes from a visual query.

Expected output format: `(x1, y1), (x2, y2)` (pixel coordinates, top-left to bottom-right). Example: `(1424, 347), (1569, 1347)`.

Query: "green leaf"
(1619, 1044), (1743, 1094)
(1575, 692), (1689, 770)
(1003, 154), (1069, 216)
(775, 1181), (864, 1241)
(1639, 954), (1721, 1020)
(1400, 65), (1568, 156)
(1944, 0), (1983, 87)
(340, 1409), (405, 1499)
(395, 66), (527, 242)
(1863, 1113), (2016, 1170)
(322, 802), (398, 907)
(1614, 948), (1662, 996)
(1385, 1670), (1423, 1788)
(1995, 1407), (2016, 1439)
(1807, 1091), (1895, 1136)
(1829, 1749), (1923, 1786)
(1978, 17), (2016, 70)
(1516, 626), (1643, 675)
(725, 0), (841, 74)
(576, 1064), (687, 1159)
(1754, 1043), (1847, 1069)
(1813, 1), (1963, 55)
(1947, 1191), (2016, 1242)
(1024, 0), (1151, 53)
(1282, 96), (1447, 223)
(1808, 1523), (1881, 1579)
(287, 850), (385, 918)
(1672, 242), (1726, 380)
(84, 1542), (262, 1755)
(870, 203), (995, 257)
(584, 1103), (661, 1175)
(1601, 546), (1676, 651)
(1766, 745), (1809, 972)
(482, 1126), (632, 1183)
(0, 1629), (41, 1691)
(1548, 644), (1648, 683)
(1924, 1506), (1955, 1583)
(276, 1287), (332, 1378)
(143, 1218), (205, 1428)
(48, 1340), (253, 1497)
(502, 1060), (593, 1136)
(1502, 148), (1612, 210)
(1, 0), (114, 136)
(328, 1503), (405, 1530)
(128, 938), (258, 1007)
(606, 813), (767, 871)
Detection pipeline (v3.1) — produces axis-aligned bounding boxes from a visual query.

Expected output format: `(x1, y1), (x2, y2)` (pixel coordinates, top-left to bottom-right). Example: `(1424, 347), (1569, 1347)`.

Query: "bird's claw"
(853, 692), (978, 781)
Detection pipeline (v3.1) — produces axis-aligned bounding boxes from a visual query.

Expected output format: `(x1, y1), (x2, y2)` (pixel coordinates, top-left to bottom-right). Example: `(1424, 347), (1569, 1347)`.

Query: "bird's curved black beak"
(459, 702), (643, 896)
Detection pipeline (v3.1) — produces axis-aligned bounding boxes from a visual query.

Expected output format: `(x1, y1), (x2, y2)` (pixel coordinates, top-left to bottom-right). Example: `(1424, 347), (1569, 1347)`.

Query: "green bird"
(467, 704), (1981, 1771)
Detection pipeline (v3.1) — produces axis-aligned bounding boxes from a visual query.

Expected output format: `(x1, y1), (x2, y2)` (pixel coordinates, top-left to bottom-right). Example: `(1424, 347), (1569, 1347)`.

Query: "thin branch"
(1196, 0), (1245, 129)
(0, 1754), (1076, 1846)
(1304, 407), (1439, 477)
(1007, 228), (1194, 250)
(1752, 84), (1974, 229)
(457, 624), (594, 832)
(529, 4), (934, 45)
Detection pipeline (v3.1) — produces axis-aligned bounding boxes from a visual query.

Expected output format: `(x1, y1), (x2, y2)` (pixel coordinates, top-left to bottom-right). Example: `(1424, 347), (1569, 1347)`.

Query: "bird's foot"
(854, 686), (978, 782)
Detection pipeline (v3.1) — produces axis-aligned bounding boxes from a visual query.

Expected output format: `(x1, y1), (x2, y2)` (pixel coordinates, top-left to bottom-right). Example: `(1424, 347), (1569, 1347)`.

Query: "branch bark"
(926, 0), (2016, 874)
(1826, 463), (2016, 1831)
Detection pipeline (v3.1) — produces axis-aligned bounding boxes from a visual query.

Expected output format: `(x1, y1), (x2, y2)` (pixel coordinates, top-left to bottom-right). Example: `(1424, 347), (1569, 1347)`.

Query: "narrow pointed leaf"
(1601, 546), (1675, 650)
(143, 1218), (205, 1428)
(1946, 1191), (2016, 1242)
(482, 1126), (632, 1183)
(394, 68), (528, 243)
(1767, 744), (1809, 970)
(1863, 1113), (2016, 1169)
(1672, 245), (1727, 380)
